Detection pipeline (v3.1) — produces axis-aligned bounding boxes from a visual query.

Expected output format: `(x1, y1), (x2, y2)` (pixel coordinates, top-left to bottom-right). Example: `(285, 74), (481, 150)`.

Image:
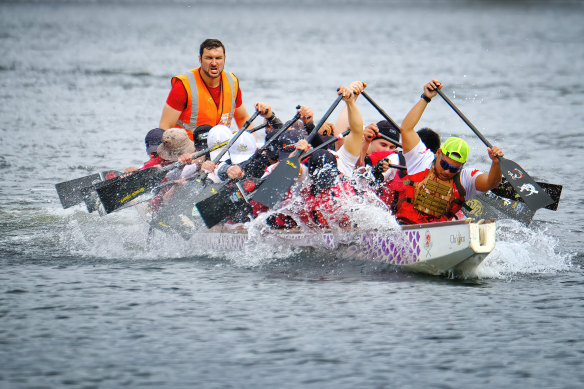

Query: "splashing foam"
(474, 219), (573, 279)
(56, 192), (572, 279)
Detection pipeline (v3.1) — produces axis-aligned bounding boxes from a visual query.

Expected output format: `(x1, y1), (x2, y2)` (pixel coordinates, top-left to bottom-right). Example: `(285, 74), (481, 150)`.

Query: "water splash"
(51, 195), (574, 280)
(474, 219), (573, 279)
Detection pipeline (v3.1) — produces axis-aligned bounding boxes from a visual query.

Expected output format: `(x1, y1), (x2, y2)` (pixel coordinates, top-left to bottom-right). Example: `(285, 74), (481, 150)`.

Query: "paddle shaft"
(361, 91), (402, 148)
(307, 94), (344, 143)
(259, 108), (301, 152)
(291, 94), (347, 162)
(435, 89), (493, 148)
(376, 133), (402, 149)
(300, 129), (350, 160)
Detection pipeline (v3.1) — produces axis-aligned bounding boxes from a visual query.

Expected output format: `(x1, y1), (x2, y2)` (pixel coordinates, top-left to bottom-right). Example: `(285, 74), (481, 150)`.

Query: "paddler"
(392, 79), (504, 225)
(158, 39), (251, 139)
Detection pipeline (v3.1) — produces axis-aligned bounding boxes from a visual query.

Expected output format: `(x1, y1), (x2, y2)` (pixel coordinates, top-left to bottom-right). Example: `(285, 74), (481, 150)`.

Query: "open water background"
(1, 0), (584, 388)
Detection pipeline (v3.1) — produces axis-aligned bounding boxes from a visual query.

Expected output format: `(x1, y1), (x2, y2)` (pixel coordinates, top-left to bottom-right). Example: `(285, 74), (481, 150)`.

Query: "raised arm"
(401, 79), (442, 153)
(338, 81), (365, 157)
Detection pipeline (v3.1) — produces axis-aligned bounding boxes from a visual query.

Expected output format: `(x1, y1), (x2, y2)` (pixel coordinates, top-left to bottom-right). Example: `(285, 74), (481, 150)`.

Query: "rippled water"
(1, 1), (584, 388)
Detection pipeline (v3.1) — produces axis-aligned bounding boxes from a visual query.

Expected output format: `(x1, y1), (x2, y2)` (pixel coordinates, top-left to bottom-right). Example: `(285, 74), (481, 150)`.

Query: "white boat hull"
(185, 219), (496, 277)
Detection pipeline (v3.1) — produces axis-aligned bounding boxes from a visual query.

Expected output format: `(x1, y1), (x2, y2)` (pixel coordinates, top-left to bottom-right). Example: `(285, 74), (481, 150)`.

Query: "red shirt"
(141, 156), (174, 170)
(166, 74), (243, 111)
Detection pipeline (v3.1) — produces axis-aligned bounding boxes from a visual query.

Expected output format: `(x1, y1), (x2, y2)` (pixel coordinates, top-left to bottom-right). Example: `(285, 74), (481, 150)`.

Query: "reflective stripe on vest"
(173, 68), (238, 131)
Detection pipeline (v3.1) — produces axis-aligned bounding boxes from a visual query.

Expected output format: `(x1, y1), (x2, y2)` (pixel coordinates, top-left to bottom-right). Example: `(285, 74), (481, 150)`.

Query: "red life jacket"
(393, 164), (467, 225)
(364, 150), (406, 208)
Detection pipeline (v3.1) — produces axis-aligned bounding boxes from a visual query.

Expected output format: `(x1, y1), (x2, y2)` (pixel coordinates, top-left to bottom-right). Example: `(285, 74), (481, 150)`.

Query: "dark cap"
(306, 149), (339, 193)
(193, 124), (213, 150)
(145, 128), (165, 154)
(277, 129), (304, 159)
(375, 120), (400, 143)
(417, 127), (441, 154)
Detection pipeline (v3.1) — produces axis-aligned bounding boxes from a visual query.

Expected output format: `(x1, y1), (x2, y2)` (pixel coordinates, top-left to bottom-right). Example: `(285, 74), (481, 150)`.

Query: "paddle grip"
(435, 89), (493, 149)
(387, 163), (407, 170)
(376, 133), (402, 149)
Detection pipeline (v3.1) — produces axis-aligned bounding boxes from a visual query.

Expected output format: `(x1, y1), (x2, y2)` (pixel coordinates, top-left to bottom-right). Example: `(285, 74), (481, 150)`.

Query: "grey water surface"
(1, 1), (583, 388)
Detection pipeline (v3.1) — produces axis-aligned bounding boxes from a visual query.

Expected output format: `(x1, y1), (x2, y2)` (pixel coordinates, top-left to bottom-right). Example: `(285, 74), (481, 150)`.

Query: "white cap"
(229, 131), (257, 164)
(206, 124), (232, 162)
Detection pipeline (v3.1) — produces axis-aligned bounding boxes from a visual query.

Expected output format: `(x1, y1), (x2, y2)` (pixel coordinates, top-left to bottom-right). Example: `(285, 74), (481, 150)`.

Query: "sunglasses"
(439, 154), (462, 173)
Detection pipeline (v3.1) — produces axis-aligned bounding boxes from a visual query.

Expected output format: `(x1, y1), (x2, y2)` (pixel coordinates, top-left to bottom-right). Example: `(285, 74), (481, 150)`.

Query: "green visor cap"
(441, 137), (469, 163)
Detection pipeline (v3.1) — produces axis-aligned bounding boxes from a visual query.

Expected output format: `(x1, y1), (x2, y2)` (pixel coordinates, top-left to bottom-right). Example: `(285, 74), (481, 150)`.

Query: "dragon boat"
(152, 216), (496, 278)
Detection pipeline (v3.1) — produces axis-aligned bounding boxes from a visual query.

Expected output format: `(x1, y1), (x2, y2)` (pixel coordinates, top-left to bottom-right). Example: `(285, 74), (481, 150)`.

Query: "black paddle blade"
(94, 167), (168, 214)
(463, 192), (536, 225)
(195, 179), (262, 228)
(498, 157), (554, 211)
(55, 170), (121, 208)
(196, 185), (248, 228)
(490, 180), (562, 212)
(538, 182), (562, 211)
(250, 156), (301, 208)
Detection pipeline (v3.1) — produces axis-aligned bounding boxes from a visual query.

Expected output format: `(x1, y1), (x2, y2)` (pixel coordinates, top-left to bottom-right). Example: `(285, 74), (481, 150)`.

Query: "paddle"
(435, 88), (554, 211)
(94, 111), (261, 214)
(157, 109), (303, 229)
(463, 192), (536, 225)
(489, 180), (562, 211)
(56, 124), (264, 211)
(196, 128), (353, 228)
(251, 93), (345, 208)
(55, 170), (121, 209)
(99, 121), (271, 219)
(193, 109), (302, 202)
(361, 91), (402, 148)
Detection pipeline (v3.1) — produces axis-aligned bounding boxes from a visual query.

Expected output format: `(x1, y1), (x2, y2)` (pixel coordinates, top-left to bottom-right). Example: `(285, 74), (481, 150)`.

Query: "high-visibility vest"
(172, 67), (238, 131)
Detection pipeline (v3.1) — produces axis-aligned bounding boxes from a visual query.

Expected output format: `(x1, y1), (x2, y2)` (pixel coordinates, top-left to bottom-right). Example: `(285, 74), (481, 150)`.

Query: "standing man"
(159, 39), (250, 135)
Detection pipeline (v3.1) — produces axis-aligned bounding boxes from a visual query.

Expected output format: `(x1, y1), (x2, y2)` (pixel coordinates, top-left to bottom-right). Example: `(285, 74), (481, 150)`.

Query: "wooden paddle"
(94, 111), (261, 214)
(251, 93), (345, 208)
(435, 88), (554, 211)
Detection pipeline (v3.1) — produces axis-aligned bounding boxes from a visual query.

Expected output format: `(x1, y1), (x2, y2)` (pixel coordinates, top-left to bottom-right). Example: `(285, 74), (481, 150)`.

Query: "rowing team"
(127, 79), (504, 229)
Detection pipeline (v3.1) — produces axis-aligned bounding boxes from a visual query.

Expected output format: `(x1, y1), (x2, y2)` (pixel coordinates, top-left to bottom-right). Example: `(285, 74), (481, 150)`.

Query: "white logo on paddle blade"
(519, 183), (538, 196)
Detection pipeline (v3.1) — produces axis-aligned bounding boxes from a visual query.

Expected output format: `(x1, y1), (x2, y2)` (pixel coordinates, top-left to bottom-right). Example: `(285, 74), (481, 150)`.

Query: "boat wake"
(50, 205), (574, 280)
(474, 219), (573, 279)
